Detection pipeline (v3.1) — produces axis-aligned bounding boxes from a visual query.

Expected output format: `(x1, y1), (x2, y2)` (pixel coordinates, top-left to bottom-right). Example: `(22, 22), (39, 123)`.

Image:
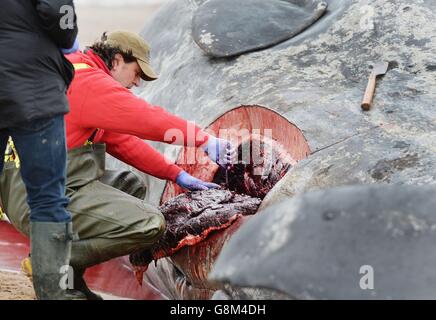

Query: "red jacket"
(65, 50), (208, 182)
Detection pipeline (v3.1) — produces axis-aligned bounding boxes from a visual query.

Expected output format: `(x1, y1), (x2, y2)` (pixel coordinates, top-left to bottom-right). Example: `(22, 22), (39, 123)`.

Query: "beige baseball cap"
(106, 31), (158, 81)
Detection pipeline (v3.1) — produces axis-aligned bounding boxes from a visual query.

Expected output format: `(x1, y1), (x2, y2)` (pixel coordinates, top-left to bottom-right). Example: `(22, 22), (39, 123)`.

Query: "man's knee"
(135, 210), (166, 245)
(144, 211), (166, 243)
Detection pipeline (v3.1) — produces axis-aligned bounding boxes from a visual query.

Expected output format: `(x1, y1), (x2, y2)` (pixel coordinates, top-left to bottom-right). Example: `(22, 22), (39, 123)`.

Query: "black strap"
(86, 129), (99, 144)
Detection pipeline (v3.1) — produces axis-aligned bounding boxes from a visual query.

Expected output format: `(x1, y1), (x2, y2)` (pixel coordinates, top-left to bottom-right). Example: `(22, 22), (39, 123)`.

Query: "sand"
(0, 271), (35, 300)
(0, 270), (132, 300)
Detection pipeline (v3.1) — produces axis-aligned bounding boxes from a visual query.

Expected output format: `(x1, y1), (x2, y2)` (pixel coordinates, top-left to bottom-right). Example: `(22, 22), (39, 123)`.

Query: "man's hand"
(176, 171), (221, 191)
(202, 135), (237, 168)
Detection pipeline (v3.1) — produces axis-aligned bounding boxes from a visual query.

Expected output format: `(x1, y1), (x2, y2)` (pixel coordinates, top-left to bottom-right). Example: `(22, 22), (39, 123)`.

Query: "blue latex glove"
(61, 38), (79, 55)
(202, 136), (237, 168)
(176, 171), (221, 191)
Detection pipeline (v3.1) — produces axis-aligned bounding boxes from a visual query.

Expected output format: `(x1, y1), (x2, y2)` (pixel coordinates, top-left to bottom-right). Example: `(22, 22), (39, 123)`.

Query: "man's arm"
(76, 70), (236, 169)
(77, 71), (209, 148)
(99, 131), (182, 182)
(35, 0), (78, 48)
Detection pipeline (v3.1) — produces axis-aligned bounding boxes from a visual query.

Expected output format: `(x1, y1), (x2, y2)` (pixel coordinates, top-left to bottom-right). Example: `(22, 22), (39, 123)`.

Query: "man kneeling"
(0, 31), (235, 300)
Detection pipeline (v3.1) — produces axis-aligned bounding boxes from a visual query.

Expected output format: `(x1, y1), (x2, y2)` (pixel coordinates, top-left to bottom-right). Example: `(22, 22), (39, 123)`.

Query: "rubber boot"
(18, 255), (101, 300)
(66, 219), (164, 300)
(65, 268), (103, 300)
(30, 221), (73, 300)
(68, 237), (155, 300)
(67, 238), (129, 300)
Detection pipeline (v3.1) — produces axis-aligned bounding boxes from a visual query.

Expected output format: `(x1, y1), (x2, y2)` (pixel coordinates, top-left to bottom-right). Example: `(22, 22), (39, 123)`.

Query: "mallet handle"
(361, 74), (377, 111)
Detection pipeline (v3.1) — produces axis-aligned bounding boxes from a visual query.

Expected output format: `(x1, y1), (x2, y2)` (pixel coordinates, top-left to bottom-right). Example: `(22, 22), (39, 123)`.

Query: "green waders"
(0, 143), (165, 298)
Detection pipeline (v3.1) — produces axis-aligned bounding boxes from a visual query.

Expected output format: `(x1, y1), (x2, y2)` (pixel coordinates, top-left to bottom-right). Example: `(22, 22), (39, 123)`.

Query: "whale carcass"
(210, 185), (436, 299)
(105, 0), (436, 299)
